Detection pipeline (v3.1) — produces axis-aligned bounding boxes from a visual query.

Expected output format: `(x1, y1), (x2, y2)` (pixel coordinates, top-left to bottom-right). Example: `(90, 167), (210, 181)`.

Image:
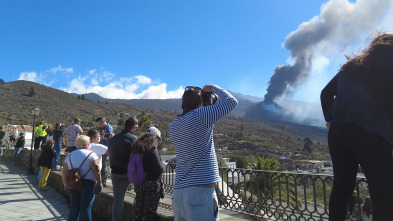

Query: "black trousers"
(34, 136), (46, 150)
(328, 122), (393, 220)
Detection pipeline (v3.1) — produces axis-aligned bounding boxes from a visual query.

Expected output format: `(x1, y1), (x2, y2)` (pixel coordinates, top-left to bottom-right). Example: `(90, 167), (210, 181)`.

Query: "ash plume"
(264, 0), (393, 103)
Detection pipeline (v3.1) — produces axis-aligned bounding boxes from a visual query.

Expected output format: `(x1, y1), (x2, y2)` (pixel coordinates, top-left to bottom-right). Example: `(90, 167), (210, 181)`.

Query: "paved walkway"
(0, 157), (69, 220)
(0, 155), (257, 221)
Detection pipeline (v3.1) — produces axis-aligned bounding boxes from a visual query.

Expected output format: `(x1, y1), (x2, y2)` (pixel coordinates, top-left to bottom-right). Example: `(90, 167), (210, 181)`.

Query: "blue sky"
(1, 0), (392, 108)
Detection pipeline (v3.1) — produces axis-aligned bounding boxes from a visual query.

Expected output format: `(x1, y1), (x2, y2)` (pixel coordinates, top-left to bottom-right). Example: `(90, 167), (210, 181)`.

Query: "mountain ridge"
(0, 80), (328, 160)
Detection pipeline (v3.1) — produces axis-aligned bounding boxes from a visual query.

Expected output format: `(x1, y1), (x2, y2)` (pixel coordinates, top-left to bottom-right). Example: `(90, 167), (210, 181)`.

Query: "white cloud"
(16, 66), (185, 99)
(62, 71), (184, 99)
(18, 72), (39, 82)
(49, 65), (73, 74)
(135, 75), (151, 84)
(91, 78), (99, 85)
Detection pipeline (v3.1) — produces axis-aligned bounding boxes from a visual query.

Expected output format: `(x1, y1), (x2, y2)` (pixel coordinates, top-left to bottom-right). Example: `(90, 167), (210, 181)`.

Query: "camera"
(202, 92), (218, 107)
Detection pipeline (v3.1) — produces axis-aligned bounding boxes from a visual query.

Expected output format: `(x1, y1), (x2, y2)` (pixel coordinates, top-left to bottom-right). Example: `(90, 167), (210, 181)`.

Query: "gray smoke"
(264, 0), (393, 102)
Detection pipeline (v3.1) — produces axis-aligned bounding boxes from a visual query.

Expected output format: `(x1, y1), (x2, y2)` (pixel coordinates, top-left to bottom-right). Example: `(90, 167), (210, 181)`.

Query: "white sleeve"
(89, 152), (99, 161)
(91, 144), (108, 155)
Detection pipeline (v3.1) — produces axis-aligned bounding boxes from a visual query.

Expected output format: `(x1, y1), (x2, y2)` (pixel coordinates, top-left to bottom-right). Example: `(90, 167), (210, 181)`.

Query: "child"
(37, 140), (55, 191)
(13, 133), (25, 164)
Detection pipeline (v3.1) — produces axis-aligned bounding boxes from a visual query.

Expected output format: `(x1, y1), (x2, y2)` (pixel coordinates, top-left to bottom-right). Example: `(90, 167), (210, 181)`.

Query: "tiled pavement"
(0, 157), (69, 220)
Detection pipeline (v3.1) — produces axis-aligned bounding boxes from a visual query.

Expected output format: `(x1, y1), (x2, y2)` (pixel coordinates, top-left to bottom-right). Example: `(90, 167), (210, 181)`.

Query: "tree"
(234, 157), (300, 209)
(0, 79), (4, 84)
(138, 115), (152, 132)
(81, 94), (85, 100)
(303, 137), (314, 154)
(117, 118), (124, 126)
(29, 87), (36, 97)
(229, 155), (249, 168)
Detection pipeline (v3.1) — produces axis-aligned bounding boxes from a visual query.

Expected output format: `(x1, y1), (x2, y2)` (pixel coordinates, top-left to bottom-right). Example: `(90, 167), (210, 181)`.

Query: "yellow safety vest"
(34, 125), (47, 137)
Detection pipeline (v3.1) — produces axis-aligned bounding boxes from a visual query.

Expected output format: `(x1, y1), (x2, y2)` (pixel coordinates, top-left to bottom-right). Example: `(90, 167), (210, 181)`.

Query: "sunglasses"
(185, 86), (202, 92)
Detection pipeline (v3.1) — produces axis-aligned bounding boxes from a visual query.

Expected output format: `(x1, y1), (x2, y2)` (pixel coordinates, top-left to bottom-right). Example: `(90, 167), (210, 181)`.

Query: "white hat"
(147, 127), (161, 139)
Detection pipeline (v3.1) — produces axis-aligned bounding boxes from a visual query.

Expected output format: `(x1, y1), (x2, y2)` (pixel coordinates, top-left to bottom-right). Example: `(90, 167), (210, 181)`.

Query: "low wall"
(2, 149), (173, 221)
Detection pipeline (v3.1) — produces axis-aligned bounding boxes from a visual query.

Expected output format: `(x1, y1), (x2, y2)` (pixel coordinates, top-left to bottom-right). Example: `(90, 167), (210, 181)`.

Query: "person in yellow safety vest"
(34, 121), (47, 150)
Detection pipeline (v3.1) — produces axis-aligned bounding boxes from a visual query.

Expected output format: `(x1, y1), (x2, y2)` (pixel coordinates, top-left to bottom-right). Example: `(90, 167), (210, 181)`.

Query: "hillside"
(81, 92), (257, 117)
(0, 81), (141, 126)
(0, 80), (329, 161)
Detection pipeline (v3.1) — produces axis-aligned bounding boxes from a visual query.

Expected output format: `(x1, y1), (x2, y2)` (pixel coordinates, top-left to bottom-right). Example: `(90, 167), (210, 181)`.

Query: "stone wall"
(1, 149), (173, 221)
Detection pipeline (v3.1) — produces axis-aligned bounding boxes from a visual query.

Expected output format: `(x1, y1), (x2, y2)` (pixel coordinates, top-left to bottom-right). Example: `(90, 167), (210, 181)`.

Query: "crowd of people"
(3, 31), (392, 220)
(8, 82), (234, 221)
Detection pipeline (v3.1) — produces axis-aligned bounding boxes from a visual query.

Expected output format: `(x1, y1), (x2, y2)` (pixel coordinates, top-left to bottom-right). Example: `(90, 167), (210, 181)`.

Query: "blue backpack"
(127, 153), (147, 184)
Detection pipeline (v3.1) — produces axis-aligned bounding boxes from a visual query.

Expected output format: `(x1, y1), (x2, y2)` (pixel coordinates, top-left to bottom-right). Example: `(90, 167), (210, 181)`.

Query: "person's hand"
(202, 85), (213, 93)
(162, 161), (168, 167)
(326, 122), (330, 130)
(94, 183), (103, 195)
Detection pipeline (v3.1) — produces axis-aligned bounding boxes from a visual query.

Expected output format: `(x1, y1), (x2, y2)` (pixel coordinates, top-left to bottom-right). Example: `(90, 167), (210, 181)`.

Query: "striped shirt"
(169, 85), (238, 189)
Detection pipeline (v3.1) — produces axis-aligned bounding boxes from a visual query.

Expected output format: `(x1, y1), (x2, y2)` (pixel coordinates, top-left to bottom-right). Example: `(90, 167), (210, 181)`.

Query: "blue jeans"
(13, 147), (22, 163)
(172, 185), (219, 221)
(52, 143), (62, 169)
(68, 179), (96, 221)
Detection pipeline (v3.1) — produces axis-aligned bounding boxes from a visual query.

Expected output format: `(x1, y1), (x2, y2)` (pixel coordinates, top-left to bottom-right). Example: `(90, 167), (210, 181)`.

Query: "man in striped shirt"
(169, 84), (238, 221)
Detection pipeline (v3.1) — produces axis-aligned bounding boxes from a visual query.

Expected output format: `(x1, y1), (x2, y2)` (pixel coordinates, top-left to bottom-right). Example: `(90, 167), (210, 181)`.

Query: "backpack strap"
(69, 152), (75, 169)
(80, 152), (93, 178)
(69, 151), (93, 178)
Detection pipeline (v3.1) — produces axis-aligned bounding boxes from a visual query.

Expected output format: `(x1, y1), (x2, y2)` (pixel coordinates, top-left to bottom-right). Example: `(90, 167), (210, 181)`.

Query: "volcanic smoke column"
(263, 0), (393, 103)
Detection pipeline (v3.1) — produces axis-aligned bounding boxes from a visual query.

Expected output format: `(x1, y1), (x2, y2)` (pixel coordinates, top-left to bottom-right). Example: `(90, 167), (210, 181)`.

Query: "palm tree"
(234, 157), (301, 214)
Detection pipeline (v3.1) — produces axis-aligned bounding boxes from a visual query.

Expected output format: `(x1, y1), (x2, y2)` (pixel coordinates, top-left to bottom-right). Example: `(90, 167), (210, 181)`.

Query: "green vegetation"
(229, 155), (249, 168)
(234, 157), (300, 208)
(138, 115), (152, 132)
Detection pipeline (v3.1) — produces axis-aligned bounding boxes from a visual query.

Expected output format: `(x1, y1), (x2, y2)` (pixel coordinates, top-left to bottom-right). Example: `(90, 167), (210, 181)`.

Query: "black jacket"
(37, 146), (55, 169)
(143, 148), (165, 181)
(321, 71), (393, 144)
(108, 129), (137, 174)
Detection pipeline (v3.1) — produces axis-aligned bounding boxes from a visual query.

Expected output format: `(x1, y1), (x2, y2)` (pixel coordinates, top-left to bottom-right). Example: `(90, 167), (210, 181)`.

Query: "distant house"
(222, 158), (236, 169)
(1, 125), (33, 149)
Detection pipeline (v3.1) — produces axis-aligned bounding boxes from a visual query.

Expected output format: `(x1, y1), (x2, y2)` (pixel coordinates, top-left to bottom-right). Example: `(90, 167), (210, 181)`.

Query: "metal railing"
(58, 154), (370, 220)
(162, 163), (369, 220)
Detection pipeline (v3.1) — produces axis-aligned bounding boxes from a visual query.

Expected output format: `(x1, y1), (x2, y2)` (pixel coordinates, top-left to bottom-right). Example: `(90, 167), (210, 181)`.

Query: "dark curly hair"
(132, 133), (158, 152)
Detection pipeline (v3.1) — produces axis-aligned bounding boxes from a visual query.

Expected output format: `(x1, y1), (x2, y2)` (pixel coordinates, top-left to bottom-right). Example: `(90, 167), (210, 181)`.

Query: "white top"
(64, 124), (82, 146)
(46, 135), (53, 140)
(90, 143), (108, 170)
(64, 149), (98, 182)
